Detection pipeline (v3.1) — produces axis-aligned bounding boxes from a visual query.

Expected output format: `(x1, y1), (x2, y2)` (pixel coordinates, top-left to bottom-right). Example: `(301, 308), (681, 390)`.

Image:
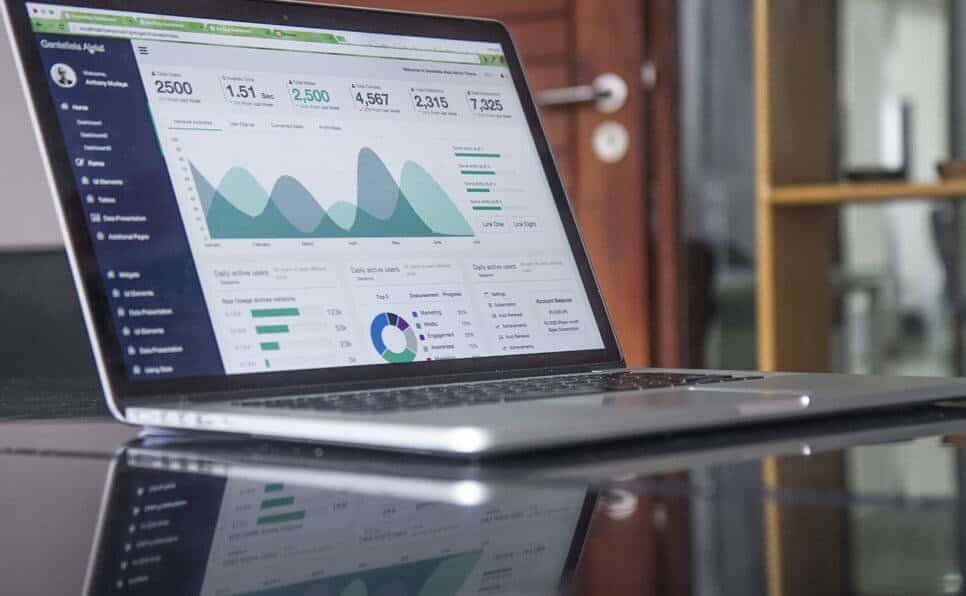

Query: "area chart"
(191, 147), (474, 239)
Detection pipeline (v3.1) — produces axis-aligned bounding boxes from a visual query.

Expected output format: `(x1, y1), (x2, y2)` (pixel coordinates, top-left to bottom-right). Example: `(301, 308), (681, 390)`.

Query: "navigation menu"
(36, 35), (223, 379)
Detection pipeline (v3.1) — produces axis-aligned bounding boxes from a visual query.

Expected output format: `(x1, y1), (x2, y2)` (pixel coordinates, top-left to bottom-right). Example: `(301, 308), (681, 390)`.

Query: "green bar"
(41, 11), (338, 39)
(467, 188), (491, 193)
(272, 30), (340, 43)
(455, 152), (501, 158)
(265, 483), (284, 493)
(30, 18), (68, 34)
(27, 13), (490, 67)
(477, 54), (507, 66)
(260, 496), (295, 509)
(260, 342), (281, 352)
(252, 308), (300, 318)
(472, 205), (503, 211)
(137, 18), (207, 33)
(256, 325), (289, 335)
(257, 510), (306, 525)
(461, 170), (495, 175)
(64, 11), (132, 26)
(203, 23), (273, 38)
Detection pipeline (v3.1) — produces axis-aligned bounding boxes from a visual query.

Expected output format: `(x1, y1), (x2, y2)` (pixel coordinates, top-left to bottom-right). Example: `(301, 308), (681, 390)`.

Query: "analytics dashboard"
(25, 2), (605, 380)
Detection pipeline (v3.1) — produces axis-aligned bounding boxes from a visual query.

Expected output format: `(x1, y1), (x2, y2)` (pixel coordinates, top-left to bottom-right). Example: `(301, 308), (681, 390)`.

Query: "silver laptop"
(6, 0), (966, 457)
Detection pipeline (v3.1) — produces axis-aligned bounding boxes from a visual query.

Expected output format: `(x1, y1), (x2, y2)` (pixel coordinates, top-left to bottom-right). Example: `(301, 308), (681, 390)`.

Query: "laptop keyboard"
(234, 371), (764, 414)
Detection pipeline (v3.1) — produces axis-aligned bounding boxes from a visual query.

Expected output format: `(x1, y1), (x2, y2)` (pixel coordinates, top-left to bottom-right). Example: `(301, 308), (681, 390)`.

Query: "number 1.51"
(225, 83), (257, 99)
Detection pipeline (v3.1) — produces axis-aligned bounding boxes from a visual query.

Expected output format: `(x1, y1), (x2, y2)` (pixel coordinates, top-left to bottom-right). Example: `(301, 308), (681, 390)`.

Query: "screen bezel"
(3, 0), (625, 406)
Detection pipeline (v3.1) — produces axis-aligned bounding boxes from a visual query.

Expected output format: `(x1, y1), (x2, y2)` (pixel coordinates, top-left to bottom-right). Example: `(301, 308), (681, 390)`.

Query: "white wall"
(841, 0), (947, 316)
(885, 0), (949, 313)
(841, 0), (955, 498)
(0, 26), (63, 249)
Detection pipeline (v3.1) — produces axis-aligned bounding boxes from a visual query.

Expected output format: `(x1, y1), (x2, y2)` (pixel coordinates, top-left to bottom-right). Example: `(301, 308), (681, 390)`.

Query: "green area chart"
(234, 551), (481, 596)
(190, 147), (474, 239)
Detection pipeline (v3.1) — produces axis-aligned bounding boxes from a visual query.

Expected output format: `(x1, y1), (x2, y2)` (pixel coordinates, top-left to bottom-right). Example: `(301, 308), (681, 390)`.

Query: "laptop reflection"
(83, 444), (594, 596)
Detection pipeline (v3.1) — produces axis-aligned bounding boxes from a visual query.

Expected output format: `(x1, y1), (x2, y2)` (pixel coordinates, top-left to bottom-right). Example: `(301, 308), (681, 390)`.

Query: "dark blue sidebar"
(34, 35), (224, 380)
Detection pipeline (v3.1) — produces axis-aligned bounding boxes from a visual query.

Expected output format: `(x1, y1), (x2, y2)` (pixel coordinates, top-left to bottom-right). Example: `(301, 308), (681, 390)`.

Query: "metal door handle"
(535, 73), (628, 113)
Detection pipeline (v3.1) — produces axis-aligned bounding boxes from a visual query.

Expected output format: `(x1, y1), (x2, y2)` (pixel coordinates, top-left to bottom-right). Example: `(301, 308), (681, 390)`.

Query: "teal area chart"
(371, 312), (419, 363)
(190, 148), (474, 239)
(235, 551), (481, 596)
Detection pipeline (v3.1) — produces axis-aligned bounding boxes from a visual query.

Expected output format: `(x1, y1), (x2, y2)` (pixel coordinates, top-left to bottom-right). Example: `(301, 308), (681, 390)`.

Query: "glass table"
(3, 402), (966, 595)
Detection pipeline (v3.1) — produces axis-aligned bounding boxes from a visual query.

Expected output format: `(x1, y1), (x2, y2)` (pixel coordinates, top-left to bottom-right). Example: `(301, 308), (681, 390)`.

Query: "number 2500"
(155, 79), (193, 95)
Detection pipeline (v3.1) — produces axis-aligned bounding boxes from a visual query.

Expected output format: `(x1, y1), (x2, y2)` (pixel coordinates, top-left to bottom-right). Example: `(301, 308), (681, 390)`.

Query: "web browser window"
(24, 2), (605, 381)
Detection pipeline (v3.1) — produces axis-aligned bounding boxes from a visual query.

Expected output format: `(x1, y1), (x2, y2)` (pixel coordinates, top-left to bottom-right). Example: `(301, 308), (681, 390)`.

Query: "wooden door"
(317, 0), (674, 368)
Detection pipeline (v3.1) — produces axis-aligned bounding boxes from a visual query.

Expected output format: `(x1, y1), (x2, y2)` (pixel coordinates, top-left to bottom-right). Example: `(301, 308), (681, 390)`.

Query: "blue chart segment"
(237, 551), (481, 596)
(190, 147), (474, 239)
(371, 312), (419, 363)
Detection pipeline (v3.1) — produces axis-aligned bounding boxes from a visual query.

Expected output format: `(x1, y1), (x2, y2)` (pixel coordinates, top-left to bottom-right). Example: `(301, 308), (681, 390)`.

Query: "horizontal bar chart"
(251, 308), (301, 318)
(257, 510), (306, 525)
(260, 496), (295, 509)
(454, 151), (500, 158)
(255, 325), (289, 335)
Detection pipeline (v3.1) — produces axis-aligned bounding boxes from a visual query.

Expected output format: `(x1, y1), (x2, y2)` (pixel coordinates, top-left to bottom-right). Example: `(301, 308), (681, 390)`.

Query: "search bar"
(67, 23), (486, 65)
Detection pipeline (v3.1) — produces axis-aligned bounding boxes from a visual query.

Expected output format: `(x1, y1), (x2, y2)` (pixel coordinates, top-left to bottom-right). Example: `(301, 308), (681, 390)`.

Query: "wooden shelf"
(769, 181), (966, 206)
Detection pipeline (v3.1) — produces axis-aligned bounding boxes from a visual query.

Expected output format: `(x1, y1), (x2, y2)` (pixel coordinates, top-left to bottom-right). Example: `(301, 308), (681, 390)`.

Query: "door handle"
(535, 73), (628, 113)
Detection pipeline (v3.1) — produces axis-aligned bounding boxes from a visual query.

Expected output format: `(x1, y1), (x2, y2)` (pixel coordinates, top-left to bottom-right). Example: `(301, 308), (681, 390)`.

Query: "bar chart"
(246, 303), (353, 371)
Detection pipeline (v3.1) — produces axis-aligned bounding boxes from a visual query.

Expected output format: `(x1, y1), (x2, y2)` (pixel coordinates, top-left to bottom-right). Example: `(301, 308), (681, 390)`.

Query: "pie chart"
(370, 312), (418, 363)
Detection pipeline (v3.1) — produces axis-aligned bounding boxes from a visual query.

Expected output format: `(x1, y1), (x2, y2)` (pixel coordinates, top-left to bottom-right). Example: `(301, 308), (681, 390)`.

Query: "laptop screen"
(86, 452), (591, 595)
(20, 2), (607, 382)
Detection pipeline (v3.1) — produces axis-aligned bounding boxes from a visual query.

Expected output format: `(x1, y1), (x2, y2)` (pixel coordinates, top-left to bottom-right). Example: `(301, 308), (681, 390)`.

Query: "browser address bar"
(67, 22), (484, 64)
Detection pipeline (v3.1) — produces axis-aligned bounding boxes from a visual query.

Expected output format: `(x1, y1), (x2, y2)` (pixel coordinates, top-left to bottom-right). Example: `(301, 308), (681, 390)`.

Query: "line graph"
(190, 147), (474, 239)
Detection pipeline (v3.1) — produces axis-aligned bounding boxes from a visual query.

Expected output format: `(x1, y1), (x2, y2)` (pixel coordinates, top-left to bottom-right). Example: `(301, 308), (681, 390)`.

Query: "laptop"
(84, 446), (594, 595)
(5, 0), (966, 456)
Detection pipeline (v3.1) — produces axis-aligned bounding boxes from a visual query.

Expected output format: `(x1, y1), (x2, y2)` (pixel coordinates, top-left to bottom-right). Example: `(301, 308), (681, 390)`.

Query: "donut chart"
(370, 312), (418, 363)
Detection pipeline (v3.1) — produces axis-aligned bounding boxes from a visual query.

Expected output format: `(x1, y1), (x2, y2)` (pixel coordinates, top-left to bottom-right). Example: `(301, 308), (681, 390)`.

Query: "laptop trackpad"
(612, 387), (812, 417)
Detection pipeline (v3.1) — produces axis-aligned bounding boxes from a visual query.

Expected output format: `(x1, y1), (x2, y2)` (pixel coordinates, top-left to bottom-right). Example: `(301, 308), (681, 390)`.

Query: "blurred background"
(6, 0), (966, 594)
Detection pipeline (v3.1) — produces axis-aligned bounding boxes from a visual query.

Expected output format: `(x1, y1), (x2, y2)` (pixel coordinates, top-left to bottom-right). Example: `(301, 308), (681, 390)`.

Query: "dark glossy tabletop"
(5, 388), (966, 596)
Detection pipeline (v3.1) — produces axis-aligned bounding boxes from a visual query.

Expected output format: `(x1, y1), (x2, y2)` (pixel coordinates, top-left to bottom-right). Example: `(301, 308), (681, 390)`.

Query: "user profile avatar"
(50, 63), (77, 88)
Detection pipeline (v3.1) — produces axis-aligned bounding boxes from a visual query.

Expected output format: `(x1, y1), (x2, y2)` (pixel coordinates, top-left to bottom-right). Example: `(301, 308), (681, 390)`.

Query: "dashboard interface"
(23, 2), (606, 381)
(88, 453), (589, 595)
